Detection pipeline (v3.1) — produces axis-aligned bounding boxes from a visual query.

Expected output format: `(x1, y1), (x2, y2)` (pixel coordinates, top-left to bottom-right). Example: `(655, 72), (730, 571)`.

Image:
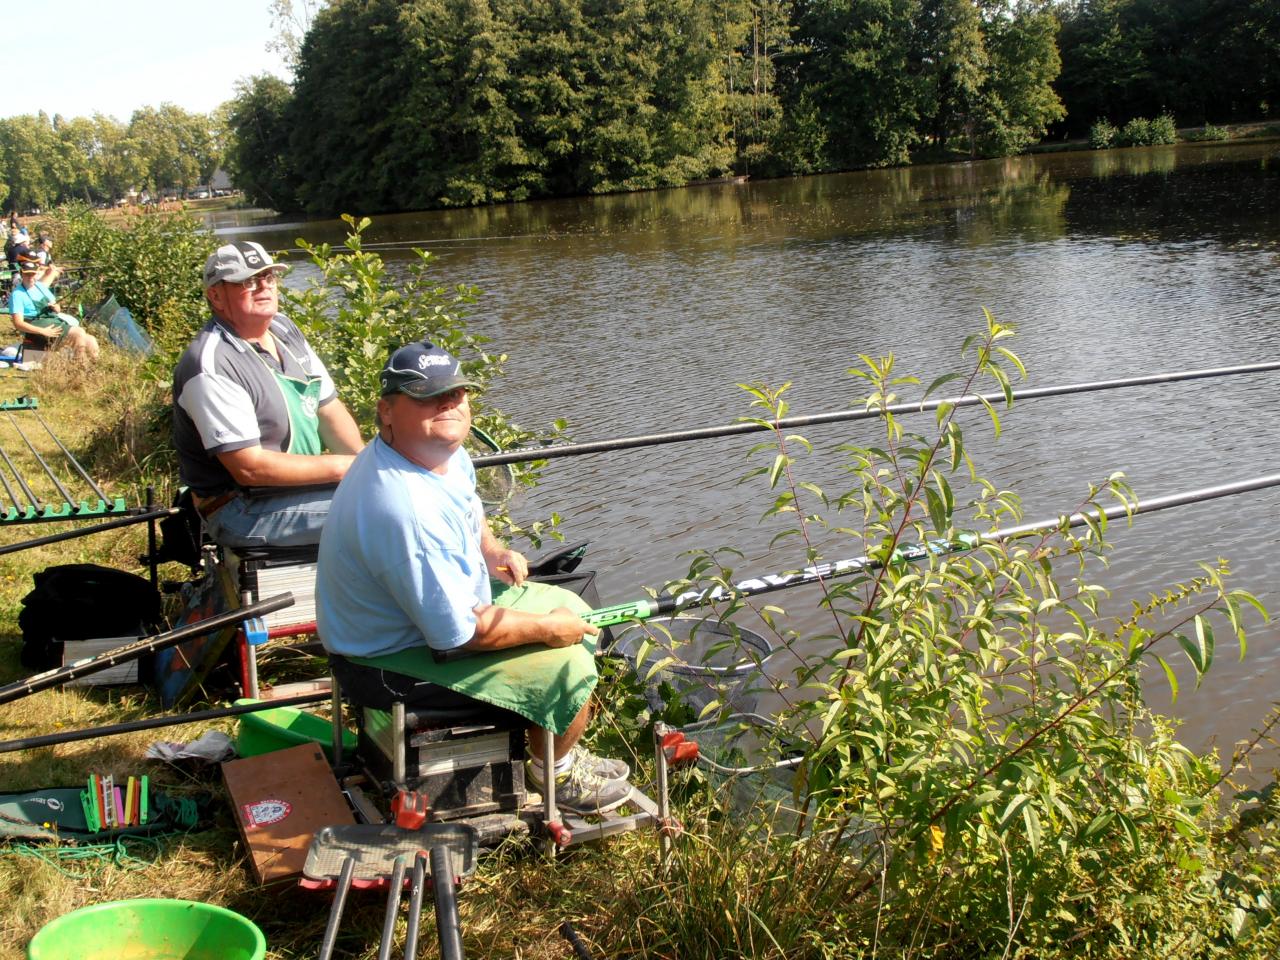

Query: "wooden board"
(222, 742), (355, 885)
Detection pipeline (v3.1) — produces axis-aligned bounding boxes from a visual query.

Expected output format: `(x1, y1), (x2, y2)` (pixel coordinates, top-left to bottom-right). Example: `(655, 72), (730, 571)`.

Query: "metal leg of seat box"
(543, 730), (561, 856)
(240, 588), (260, 699)
(392, 700), (407, 789)
(331, 671), (344, 767)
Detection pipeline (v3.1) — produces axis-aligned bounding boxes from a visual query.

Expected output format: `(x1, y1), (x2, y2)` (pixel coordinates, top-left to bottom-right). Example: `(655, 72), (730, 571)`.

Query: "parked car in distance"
(191, 189), (210, 199)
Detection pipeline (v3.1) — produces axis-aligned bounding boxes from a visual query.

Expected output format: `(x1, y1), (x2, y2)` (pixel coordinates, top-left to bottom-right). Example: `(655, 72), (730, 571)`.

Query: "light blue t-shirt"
(316, 437), (491, 657)
(8, 280), (55, 318)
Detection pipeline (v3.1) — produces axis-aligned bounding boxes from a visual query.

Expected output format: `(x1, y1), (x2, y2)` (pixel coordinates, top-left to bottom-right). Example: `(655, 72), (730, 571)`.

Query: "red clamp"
(546, 821), (572, 847)
(661, 731), (699, 766)
(391, 789), (428, 829)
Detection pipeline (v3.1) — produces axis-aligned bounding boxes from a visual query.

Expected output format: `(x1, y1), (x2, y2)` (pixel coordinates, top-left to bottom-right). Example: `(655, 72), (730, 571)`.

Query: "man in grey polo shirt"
(172, 240), (364, 548)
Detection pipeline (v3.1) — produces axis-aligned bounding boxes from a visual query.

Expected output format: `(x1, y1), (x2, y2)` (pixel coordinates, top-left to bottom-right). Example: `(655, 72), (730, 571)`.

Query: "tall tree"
(93, 114), (146, 203)
(267, 0), (329, 71)
(224, 75), (299, 210)
(973, 0), (1065, 155)
(917, 0), (990, 151)
(792, 0), (926, 168)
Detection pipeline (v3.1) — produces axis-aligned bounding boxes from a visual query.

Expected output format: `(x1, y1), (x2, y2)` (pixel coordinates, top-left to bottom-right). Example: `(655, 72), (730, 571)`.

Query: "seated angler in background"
(8, 257), (100, 360)
(172, 241), (364, 548)
(33, 235), (60, 285)
(316, 341), (632, 815)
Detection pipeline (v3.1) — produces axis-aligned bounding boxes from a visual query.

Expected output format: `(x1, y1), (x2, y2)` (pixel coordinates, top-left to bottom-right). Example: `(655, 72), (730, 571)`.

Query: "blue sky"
(4, 0), (292, 121)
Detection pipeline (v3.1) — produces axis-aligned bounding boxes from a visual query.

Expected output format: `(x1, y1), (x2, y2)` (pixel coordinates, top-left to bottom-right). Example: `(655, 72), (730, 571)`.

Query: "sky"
(1, 1), (293, 121)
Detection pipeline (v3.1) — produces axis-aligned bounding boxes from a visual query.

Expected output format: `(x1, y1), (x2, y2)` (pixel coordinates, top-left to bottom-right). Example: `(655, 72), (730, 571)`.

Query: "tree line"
(0, 106), (224, 214)
(1, 0), (1274, 217)
(225, 0), (1278, 215)
(1057, 0), (1278, 137)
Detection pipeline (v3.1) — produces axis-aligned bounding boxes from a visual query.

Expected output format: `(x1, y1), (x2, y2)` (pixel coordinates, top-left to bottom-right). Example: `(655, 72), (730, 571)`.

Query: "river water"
(218, 140), (1280, 777)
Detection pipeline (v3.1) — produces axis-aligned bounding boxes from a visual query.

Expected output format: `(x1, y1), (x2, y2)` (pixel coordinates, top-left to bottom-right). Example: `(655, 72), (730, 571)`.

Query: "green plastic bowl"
(28, 898), (266, 960)
(235, 699), (356, 760)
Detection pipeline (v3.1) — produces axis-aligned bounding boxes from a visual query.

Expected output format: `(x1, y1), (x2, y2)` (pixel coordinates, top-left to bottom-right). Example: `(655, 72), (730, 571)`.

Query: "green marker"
(80, 784), (99, 833)
(140, 775), (148, 825)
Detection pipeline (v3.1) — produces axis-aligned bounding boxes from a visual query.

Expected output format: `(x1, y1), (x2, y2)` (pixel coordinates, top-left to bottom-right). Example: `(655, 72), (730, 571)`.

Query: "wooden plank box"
(222, 742), (354, 885)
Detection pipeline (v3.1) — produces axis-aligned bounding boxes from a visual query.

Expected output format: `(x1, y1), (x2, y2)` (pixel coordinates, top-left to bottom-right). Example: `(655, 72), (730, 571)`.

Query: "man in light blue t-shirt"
(317, 341), (632, 814)
(8, 258), (99, 360)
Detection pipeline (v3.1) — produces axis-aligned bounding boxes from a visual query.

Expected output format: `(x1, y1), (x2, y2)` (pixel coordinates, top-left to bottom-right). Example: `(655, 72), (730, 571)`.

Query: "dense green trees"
(5, 0), (1275, 216)
(1056, 0), (1280, 135)
(0, 105), (225, 213)
(222, 76), (299, 213)
(229, 0), (1080, 210)
(280, 0), (735, 213)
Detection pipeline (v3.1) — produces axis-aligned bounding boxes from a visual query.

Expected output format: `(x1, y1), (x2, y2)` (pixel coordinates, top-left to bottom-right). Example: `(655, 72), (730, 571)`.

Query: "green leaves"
(633, 317), (1273, 959)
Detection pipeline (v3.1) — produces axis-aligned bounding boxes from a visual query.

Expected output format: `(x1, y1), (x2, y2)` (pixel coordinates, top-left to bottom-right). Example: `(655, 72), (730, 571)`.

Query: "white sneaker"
(529, 753), (632, 814)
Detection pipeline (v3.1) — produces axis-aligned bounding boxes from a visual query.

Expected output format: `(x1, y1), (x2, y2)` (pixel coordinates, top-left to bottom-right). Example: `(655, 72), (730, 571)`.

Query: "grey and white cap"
(203, 240), (287, 289)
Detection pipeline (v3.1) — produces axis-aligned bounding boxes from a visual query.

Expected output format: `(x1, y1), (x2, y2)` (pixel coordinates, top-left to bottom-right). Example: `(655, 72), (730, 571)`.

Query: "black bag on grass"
(18, 563), (163, 672)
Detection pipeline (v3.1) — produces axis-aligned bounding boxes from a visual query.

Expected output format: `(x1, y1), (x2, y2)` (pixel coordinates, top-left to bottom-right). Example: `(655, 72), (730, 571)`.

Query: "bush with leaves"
(600, 314), (1279, 958)
(281, 215), (564, 542)
(48, 202), (215, 379)
(1116, 113), (1179, 147)
(1089, 118), (1118, 149)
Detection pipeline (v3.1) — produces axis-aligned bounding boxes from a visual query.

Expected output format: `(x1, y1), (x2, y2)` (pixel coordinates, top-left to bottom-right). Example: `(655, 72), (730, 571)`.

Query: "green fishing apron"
(23, 285), (79, 336)
(31, 309), (80, 335)
(257, 339), (323, 455)
(351, 580), (599, 736)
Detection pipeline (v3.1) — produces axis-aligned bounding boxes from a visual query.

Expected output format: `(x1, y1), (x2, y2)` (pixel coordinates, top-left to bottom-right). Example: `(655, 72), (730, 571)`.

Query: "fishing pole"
(0, 507), (178, 557)
(0, 591), (295, 706)
(0, 457), (21, 513)
(0, 437), (41, 510)
(472, 360), (1280, 468)
(431, 470), (1280, 663)
(33, 409), (110, 502)
(0, 691), (328, 755)
(5, 410), (75, 508)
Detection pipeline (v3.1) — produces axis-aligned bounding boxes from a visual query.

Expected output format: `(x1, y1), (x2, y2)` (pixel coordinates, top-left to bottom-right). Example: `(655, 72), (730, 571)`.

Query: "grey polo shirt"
(172, 314), (338, 496)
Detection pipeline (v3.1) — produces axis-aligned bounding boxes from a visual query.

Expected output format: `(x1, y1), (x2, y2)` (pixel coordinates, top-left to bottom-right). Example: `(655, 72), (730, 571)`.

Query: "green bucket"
(28, 899), (265, 960)
(235, 699), (356, 760)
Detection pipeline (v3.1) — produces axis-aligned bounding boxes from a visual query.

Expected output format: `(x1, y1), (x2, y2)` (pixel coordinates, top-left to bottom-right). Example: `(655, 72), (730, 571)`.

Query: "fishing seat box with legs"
(224, 545), (319, 631)
(356, 702), (527, 821)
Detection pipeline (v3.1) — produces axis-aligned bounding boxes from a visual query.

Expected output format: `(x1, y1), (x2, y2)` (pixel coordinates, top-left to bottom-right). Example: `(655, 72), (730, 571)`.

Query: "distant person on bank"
(172, 241), (364, 548)
(33, 235), (60, 284)
(8, 258), (100, 360)
(316, 341), (633, 815)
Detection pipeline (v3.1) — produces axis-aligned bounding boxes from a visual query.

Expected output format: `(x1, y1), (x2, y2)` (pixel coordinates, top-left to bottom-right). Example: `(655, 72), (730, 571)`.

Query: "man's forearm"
(318, 400), (364, 455)
(217, 446), (355, 487)
(463, 605), (592, 652)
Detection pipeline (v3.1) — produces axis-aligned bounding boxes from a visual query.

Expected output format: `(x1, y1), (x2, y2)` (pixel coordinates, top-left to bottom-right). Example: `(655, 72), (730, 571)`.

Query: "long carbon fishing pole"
(0, 507), (178, 557)
(436, 469), (1280, 663)
(0, 438), (41, 509)
(0, 457), (21, 513)
(5, 410), (74, 507)
(473, 360), (1280, 468)
(0, 691), (328, 755)
(0, 591), (295, 706)
(33, 409), (110, 502)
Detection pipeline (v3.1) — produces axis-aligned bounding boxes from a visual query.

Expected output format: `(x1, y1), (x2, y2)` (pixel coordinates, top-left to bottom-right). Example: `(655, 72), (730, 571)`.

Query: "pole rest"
(391, 789), (429, 829)
(241, 617), (269, 648)
(1, 396), (37, 410)
(546, 821), (572, 847)
(660, 731), (699, 766)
